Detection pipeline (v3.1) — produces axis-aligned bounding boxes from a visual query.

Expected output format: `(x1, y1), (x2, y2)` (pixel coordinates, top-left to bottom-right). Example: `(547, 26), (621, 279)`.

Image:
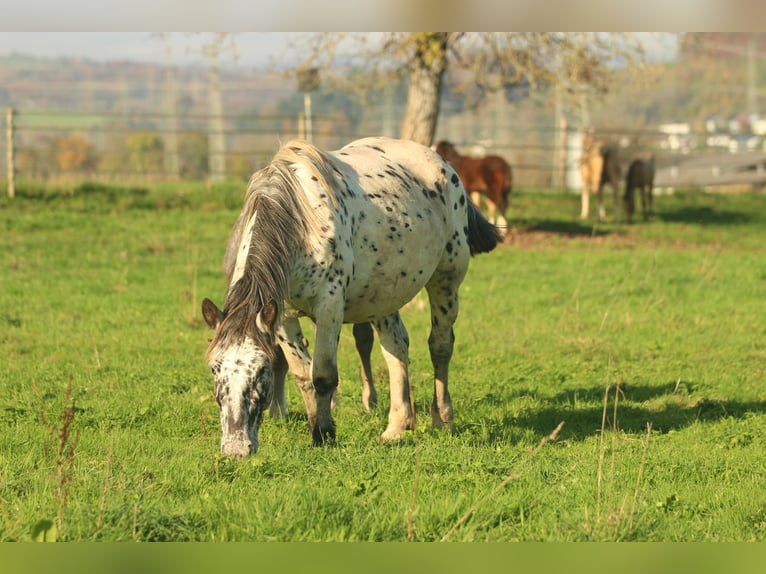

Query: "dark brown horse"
(435, 141), (512, 234)
(580, 130), (622, 222)
(624, 156), (655, 223)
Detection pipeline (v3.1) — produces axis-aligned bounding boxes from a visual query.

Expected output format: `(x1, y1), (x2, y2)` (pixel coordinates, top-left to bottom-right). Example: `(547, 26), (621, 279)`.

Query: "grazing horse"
(434, 140), (512, 234)
(579, 130), (622, 222)
(202, 136), (501, 457)
(624, 156), (655, 223)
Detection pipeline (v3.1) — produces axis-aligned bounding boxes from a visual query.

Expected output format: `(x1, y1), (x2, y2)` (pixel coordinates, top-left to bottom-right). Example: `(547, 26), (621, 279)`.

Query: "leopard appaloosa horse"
(202, 136), (501, 457)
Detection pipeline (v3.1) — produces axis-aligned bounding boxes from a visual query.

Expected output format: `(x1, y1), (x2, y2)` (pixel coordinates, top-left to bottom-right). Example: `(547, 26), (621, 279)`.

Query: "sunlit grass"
(1, 184), (765, 541)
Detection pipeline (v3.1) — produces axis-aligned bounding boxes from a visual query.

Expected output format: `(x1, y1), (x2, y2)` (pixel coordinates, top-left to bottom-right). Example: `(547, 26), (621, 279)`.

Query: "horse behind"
(435, 140), (512, 235)
(202, 136), (501, 457)
(624, 156), (655, 223)
(580, 130), (622, 222)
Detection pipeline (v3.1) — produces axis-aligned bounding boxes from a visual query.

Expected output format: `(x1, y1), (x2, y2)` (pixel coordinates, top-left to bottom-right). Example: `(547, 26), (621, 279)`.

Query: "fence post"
(559, 117), (568, 194)
(5, 107), (14, 198)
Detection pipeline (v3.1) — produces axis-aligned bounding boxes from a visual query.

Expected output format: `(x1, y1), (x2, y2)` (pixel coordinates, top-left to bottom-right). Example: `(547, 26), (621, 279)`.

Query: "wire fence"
(3, 105), (762, 198)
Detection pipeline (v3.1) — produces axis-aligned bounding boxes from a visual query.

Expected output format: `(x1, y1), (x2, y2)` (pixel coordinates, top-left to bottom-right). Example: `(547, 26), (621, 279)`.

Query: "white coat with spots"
(202, 136), (500, 457)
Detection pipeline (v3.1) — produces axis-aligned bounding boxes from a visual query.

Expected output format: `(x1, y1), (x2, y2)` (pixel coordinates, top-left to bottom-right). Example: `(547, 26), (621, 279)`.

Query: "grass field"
(1, 181), (765, 542)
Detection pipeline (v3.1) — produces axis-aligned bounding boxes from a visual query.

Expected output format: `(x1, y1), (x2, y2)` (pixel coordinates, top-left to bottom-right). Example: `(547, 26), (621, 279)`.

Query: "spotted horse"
(202, 136), (501, 457)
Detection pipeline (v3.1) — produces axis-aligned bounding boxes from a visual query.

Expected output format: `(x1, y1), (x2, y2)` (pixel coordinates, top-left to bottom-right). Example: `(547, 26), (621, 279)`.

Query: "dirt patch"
(500, 224), (712, 251)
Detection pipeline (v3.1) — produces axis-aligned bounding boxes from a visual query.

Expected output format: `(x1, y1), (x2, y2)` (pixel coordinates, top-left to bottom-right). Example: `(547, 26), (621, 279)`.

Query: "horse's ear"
(256, 300), (278, 334)
(201, 298), (223, 330)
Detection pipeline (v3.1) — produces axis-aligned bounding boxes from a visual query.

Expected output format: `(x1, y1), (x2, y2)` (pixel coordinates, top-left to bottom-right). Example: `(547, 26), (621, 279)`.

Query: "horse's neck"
(448, 153), (466, 169)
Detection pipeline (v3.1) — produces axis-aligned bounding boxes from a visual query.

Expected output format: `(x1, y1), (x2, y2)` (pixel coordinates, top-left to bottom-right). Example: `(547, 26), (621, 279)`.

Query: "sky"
(0, 32), (679, 70)
(0, 33), (295, 69)
(1, 0), (763, 33)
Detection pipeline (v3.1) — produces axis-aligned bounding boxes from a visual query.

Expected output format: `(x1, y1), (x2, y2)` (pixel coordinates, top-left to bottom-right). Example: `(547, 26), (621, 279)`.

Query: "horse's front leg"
(311, 311), (343, 446)
(612, 183), (621, 224)
(642, 186), (653, 220)
(373, 312), (414, 441)
(580, 179), (590, 219)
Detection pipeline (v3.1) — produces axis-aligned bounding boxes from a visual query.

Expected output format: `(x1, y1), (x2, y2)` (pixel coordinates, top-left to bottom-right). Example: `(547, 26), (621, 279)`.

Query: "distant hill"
(0, 54), (294, 117)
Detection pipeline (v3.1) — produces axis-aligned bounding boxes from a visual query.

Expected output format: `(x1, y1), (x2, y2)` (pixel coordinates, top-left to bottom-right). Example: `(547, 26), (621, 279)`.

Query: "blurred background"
(1, 32), (764, 194)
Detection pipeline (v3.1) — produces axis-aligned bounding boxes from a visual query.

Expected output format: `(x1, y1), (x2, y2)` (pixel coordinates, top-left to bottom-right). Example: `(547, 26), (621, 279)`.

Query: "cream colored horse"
(580, 130), (622, 222)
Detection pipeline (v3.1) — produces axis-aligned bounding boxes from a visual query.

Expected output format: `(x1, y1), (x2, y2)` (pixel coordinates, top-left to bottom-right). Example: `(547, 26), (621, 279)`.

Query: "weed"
(440, 421), (564, 542)
(34, 375), (80, 537)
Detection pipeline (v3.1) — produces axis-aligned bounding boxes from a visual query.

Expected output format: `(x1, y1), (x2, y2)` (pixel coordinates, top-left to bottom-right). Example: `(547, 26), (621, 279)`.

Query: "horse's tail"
(466, 198), (502, 255)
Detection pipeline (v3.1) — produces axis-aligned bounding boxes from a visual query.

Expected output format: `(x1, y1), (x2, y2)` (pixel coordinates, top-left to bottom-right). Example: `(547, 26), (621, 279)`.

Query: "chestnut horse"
(435, 141), (512, 234)
(580, 130), (622, 222)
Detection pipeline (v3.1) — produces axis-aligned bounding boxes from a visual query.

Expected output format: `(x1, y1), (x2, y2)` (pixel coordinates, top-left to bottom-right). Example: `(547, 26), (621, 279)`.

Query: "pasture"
(1, 181), (765, 542)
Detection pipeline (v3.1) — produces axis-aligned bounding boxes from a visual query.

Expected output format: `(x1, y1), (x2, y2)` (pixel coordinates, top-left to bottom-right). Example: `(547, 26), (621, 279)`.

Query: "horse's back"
(291, 137), (481, 323)
(481, 155), (512, 193)
(626, 156), (654, 188)
(333, 136), (472, 258)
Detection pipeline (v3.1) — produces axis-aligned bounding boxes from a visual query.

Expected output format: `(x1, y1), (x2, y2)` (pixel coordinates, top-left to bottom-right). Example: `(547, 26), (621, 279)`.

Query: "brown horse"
(435, 140), (512, 234)
(580, 130), (622, 222)
(624, 156), (655, 223)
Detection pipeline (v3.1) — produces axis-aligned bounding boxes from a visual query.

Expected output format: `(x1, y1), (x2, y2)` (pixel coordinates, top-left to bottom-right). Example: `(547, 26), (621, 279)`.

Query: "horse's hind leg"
(425, 273), (463, 432)
(597, 183), (607, 222)
(496, 194), (510, 235)
(310, 311), (345, 445)
(373, 313), (414, 441)
(353, 322), (378, 411)
(277, 316), (318, 427)
(485, 197), (497, 225)
(623, 184), (635, 224)
(469, 191), (482, 211)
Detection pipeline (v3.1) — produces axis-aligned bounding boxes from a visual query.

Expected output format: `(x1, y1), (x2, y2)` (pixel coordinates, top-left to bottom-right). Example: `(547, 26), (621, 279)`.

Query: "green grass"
(1, 183), (765, 541)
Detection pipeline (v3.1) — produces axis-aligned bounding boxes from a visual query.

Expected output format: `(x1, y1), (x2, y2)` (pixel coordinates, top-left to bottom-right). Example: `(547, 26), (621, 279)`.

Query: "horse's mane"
(208, 140), (340, 359)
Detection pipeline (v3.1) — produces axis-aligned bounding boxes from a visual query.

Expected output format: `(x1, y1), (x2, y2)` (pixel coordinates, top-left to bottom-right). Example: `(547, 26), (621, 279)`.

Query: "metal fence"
(4, 105), (764, 198)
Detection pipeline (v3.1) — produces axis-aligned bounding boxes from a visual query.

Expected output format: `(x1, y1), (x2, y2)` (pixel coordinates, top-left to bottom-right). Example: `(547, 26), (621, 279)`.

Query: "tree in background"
(125, 132), (164, 175)
(178, 132), (209, 181)
(53, 135), (98, 171)
(284, 32), (651, 146)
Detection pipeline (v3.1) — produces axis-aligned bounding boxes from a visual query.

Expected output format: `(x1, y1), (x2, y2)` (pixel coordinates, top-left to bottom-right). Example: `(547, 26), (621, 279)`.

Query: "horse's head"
(201, 297), (278, 458)
(434, 140), (458, 161)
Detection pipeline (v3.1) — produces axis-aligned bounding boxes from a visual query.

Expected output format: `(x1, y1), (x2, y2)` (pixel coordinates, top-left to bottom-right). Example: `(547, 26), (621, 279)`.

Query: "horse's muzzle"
(220, 433), (256, 458)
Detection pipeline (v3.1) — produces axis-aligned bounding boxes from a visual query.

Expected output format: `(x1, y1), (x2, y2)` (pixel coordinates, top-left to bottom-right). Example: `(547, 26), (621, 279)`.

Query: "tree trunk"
(399, 33), (449, 147)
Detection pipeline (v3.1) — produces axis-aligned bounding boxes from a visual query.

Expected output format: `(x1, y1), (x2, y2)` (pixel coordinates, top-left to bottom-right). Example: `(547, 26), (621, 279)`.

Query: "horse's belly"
(341, 233), (444, 323)
(342, 270), (429, 323)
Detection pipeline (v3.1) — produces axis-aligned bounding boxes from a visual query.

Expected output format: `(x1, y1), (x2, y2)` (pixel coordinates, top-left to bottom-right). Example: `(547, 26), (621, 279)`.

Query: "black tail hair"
(466, 198), (502, 255)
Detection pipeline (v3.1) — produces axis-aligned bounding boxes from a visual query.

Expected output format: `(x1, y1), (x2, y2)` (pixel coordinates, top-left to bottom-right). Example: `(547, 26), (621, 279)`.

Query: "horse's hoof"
(312, 425), (336, 446)
(362, 393), (378, 413)
(381, 428), (404, 442)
